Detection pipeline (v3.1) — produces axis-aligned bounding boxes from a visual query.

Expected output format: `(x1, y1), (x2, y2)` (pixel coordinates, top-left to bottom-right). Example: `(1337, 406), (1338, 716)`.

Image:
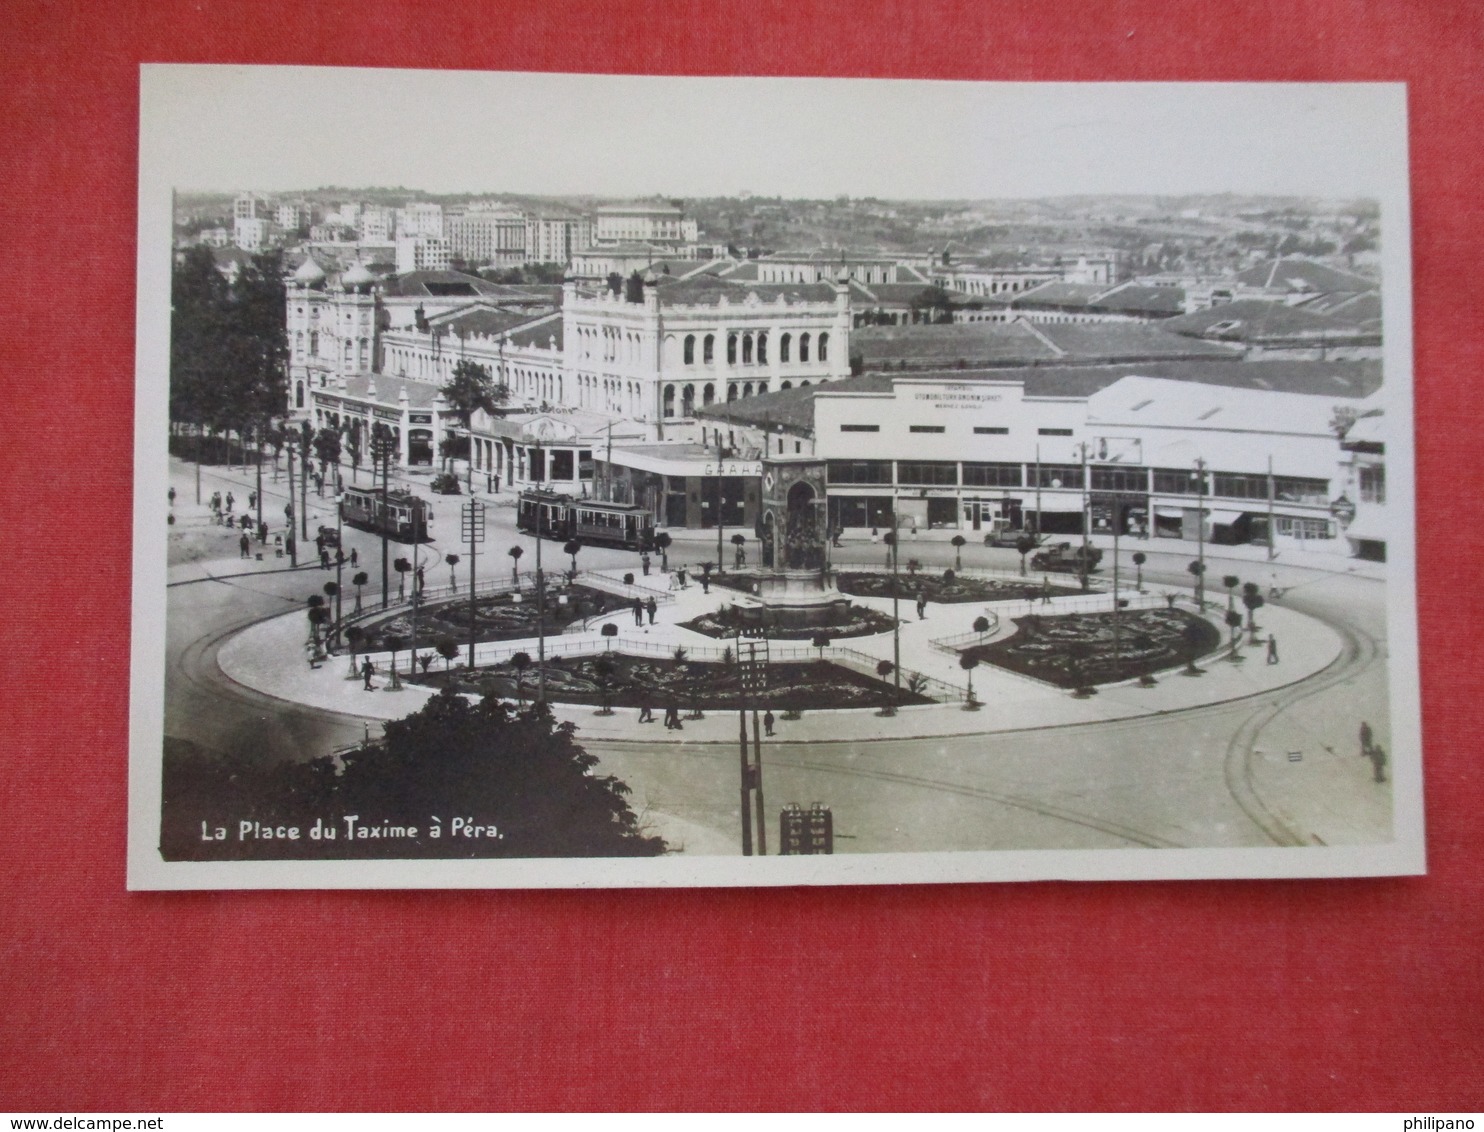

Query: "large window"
(1090, 466), (1149, 492)
(1038, 427), (1073, 437)
(683, 335), (695, 365)
(1359, 466), (1385, 504)
(1212, 473), (1272, 501)
(828, 495), (894, 529)
(962, 462), (1023, 487)
(839, 424), (879, 433)
(549, 450), (575, 480)
(1275, 475), (1331, 504)
(1276, 516), (1333, 539)
(1032, 463), (1083, 488)
(910, 425), (945, 433)
(827, 460), (893, 485)
(1152, 468), (1195, 495)
(703, 334), (714, 364)
(897, 461), (958, 486)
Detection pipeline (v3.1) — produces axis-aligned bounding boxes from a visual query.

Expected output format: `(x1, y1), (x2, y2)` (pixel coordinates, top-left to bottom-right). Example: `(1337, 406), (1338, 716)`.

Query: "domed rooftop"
(292, 256), (327, 284)
(341, 260), (375, 289)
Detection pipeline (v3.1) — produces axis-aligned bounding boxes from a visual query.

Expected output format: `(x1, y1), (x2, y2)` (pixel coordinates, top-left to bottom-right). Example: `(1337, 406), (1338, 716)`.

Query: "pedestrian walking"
(361, 657), (375, 689)
(678, 566), (688, 589)
(350, 547), (358, 568)
(225, 491), (234, 513)
(637, 700), (654, 724)
(645, 596), (657, 625)
(168, 486), (176, 505)
(641, 553), (651, 576)
(239, 532), (250, 558)
(315, 532), (325, 554)
(241, 513), (252, 530)
(248, 490), (257, 510)
(1369, 743), (1388, 783)
(258, 520), (268, 544)
(415, 565), (425, 593)
(633, 597), (644, 626)
(1359, 721), (1374, 758)
(700, 574), (710, 594)
(763, 709), (775, 737)
(320, 547), (331, 570)
(663, 702), (680, 729)
(916, 595), (927, 620)
(1266, 634), (1279, 664)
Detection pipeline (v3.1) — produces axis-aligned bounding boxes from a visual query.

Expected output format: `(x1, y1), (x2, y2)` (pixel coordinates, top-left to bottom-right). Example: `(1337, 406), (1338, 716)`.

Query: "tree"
(343, 420), (363, 484)
(563, 538), (582, 576)
(906, 558), (921, 576)
(973, 615), (991, 639)
(951, 534), (966, 571)
(1015, 534), (1037, 576)
(1187, 560), (1206, 605)
(601, 622), (618, 651)
(1182, 621), (1206, 676)
(441, 359), (507, 493)
(1242, 583), (1266, 643)
(313, 427), (342, 492)
(959, 653), (980, 709)
(876, 659), (896, 715)
(909, 284), (957, 324)
(435, 637), (460, 673)
(654, 531), (673, 571)
(593, 655), (617, 715)
(509, 651), (532, 708)
(445, 553), (460, 591)
(1132, 551), (1146, 591)
(508, 545), (524, 585)
(384, 632), (408, 689)
(811, 633), (831, 661)
(351, 570), (369, 613)
(1222, 574), (1241, 612)
(159, 688), (665, 859)
(1225, 609), (1244, 657)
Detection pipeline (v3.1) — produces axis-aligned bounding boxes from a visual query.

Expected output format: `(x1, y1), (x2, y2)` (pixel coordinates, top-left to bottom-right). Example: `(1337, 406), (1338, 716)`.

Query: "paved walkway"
(215, 564), (1342, 744)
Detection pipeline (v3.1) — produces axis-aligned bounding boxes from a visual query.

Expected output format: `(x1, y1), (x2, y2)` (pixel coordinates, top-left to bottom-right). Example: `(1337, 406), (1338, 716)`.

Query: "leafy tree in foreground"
(160, 690), (666, 860)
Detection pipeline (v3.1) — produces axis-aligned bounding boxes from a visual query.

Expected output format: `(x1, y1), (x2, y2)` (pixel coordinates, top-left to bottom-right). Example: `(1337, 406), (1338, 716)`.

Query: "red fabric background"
(2, 0), (1481, 1111)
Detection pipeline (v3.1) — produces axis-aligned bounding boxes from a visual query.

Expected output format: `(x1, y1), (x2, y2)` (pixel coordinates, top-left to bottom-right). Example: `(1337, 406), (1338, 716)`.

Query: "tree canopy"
(161, 688), (666, 860)
(441, 358), (507, 428)
(170, 246), (290, 438)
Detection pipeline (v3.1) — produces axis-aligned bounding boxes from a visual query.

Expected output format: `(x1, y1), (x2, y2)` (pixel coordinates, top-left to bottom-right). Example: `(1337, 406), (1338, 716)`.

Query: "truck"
(1029, 541), (1103, 574)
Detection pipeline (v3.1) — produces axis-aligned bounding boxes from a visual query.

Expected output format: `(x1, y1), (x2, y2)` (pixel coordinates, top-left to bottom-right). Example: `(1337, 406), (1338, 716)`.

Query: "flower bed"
(962, 608), (1222, 689)
(679, 602), (898, 641)
(412, 652), (935, 711)
(836, 571), (1078, 604)
(352, 584), (631, 651)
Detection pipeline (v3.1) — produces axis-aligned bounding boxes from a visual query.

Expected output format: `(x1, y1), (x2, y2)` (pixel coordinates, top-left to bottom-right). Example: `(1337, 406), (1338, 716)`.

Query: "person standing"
(1267, 634), (1279, 665)
(632, 597), (644, 626)
(1359, 721), (1374, 758)
(678, 566), (689, 589)
(415, 565), (425, 594)
(916, 595), (927, 620)
(225, 491), (234, 513)
(641, 553), (651, 576)
(361, 657), (375, 690)
(1369, 743), (1388, 784)
(248, 490), (257, 510)
(167, 486), (176, 506)
(239, 532), (251, 559)
(320, 547), (331, 570)
(763, 709), (775, 737)
(1041, 576), (1052, 605)
(637, 699), (654, 724)
(350, 546), (358, 568)
(645, 596), (657, 625)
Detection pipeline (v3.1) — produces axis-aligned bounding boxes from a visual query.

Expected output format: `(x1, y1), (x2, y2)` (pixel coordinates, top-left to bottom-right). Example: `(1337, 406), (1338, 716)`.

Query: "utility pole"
(1267, 453), (1276, 562)
(737, 634), (769, 856)
(1033, 443), (1042, 536)
(1078, 441), (1091, 593)
(255, 417), (265, 536)
(300, 421), (310, 542)
(888, 530), (901, 710)
(535, 441), (546, 704)
(1111, 492), (1121, 681)
(716, 429), (725, 574)
(371, 423), (394, 610)
(461, 499), (485, 668)
(285, 435), (298, 567)
(1194, 457), (1208, 608)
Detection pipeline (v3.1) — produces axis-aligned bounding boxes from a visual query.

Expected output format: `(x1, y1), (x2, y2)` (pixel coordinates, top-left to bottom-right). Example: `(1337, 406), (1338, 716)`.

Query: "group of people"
(630, 596), (659, 626)
(635, 700), (778, 736)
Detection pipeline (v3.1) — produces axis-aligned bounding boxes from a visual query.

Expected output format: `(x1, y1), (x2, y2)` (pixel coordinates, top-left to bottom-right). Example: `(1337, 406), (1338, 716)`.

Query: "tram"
(516, 490), (654, 551)
(340, 485), (433, 542)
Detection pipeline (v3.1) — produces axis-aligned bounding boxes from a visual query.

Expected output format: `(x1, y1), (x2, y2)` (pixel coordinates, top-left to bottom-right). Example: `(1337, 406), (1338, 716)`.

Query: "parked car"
(1030, 541), (1103, 574)
(985, 528), (1042, 549)
(316, 524), (340, 548)
(430, 472), (462, 495)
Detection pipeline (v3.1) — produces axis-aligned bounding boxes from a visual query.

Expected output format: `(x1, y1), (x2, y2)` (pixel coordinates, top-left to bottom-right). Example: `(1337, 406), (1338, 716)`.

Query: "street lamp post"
(371, 423), (397, 610)
(333, 491), (344, 646)
(284, 434), (298, 567)
(886, 529), (901, 712)
(1193, 458), (1208, 609)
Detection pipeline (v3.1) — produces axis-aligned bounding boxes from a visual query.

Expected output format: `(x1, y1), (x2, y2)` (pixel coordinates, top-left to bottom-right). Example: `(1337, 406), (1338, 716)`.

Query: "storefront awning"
(1208, 509), (1246, 525)
(1343, 514), (1389, 543)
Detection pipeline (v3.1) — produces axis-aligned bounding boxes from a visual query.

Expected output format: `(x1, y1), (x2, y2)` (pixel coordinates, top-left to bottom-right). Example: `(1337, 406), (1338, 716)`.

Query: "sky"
(142, 67), (1405, 201)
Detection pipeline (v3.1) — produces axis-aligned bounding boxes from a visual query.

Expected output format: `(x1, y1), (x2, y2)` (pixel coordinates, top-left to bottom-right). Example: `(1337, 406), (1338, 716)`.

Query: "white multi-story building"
(233, 215), (274, 251)
(358, 206), (395, 243)
(525, 213), (593, 264)
(396, 202), (444, 240)
(233, 192), (265, 220)
(756, 251), (908, 286)
(593, 203), (698, 246)
(444, 209), (526, 267)
(396, 236), (451, 274)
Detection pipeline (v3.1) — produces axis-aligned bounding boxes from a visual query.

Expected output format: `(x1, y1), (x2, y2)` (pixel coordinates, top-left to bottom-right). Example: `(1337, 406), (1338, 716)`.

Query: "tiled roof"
(655, 275), (839, 308)
(1159, 299), (1371, 341)
(332, 374), (441, 409)
(1299, 291), (1382, 329)
(380, 269), (508, 298)
(1009, 281), (1108, 307)
(696, 359), (1383, 436)
(1087, 284), (1186, 315)
(504, 313), (564, 351)
(1233, 257), (1378, 294)
(436, 308), (548, 339)
(854, 322), (1059, 366)
(717, 261), (760, 280)
(1029, 322), (1242, 361)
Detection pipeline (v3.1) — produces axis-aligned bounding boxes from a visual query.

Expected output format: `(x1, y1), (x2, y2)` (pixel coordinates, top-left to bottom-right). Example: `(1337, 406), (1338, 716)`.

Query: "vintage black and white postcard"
(129, 67), (1422, 888)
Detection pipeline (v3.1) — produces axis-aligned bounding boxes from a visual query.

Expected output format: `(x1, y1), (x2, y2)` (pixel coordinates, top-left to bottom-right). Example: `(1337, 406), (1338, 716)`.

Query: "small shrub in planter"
(1072, 684), (1099, 698)
(623, 572), (635, 585)
(1138, 674), (1158, 688)
(942, 569), (955, 582)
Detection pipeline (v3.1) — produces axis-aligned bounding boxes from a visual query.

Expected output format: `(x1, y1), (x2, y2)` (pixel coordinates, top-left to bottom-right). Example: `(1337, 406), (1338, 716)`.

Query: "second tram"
(516, 490), (654, 551)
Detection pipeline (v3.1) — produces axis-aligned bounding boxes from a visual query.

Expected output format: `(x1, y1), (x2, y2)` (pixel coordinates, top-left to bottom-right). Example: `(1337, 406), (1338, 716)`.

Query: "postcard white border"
(128, 68), (1424, 890)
